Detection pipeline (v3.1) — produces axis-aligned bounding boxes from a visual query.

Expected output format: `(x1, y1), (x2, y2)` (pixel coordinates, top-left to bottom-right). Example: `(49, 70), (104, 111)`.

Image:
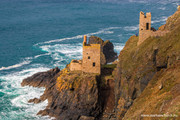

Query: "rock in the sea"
(21, 67), (60, 88)
(103, 40), (118, 63)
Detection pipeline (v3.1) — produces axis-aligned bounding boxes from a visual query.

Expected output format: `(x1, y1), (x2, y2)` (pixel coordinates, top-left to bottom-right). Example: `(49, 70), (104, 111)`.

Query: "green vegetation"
(56, 68), (98, 92)
(102, 64), (117, 69)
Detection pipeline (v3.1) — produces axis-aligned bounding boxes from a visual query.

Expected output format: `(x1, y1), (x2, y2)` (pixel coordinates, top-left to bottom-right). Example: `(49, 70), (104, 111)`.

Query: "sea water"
(0, 0), (179, 119)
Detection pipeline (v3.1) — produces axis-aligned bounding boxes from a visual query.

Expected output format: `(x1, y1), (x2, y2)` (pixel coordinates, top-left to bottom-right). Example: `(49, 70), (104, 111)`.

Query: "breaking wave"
(151, 16), (168, 24)
(39, 43), (83, 60)
(124, 25), (139, 31)
(35, 27), (121, 45)
(0, 60), (31, 71)
(114, 43), (125, 53)
(0, 67), (52, 119)
(0, 53), (52, 71)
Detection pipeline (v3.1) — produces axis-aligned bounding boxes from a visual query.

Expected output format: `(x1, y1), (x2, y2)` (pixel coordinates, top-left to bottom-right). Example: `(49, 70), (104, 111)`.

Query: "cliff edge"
(115, 9), (180, 119)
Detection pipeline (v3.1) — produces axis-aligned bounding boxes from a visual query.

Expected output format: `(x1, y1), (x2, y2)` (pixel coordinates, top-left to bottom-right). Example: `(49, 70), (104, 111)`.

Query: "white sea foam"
(0, 66), (52, 119)
(39, 43), (83, 60)
(0, 53), (52, 71)
(151, 16), (168, 24)
(158, 7), (166, 10)
(124, 24), (139, 31)
(0, 67), (50, 92)
(34, 53), (51, 59)
(35, 27), (121, 45)
(114, 43), (125, 53)
(0, 60), (31, 71)
(103, 31), (114, 34)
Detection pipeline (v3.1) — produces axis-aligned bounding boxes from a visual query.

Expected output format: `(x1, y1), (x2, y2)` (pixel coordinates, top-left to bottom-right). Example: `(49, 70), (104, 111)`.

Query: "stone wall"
(138, 12), (169, 45)
(82, 44), (101, 74)
(70, 35), (101, 74)
(70, 60), (82, 71)
(138, 11), (152, 45)
(150, 30), (169, 37)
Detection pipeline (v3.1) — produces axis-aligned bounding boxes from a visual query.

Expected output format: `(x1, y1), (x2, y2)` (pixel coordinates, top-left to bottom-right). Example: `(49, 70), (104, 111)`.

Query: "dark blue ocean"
(0, 0), (179, 119)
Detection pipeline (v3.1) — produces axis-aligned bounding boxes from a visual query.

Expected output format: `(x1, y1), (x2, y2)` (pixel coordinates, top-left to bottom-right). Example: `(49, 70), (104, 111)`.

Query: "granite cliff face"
(115, 9), (180, 119)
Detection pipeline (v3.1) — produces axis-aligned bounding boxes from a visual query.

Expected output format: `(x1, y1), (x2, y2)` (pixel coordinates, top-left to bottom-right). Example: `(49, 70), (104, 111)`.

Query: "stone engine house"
(138, 11), (152, 45)
(70, 35), (101, 74)
(138, 11), (169, 45)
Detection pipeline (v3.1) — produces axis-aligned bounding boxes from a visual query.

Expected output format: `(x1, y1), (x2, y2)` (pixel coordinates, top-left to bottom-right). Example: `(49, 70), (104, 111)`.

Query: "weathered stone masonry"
(138, 11), (152, 45)
(70, 35), (101, 74)
(138, 11), (169, 45)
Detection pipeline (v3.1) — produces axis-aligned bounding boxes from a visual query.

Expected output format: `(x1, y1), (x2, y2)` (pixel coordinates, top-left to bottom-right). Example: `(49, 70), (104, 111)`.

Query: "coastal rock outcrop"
(21, 67), (60, 88)
(21, 67), (102, 120)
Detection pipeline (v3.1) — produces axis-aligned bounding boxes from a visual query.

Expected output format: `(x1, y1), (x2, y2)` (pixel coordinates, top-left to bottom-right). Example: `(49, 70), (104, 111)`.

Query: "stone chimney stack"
(138, 11), (152, 45)
(83, 35), (87, 46)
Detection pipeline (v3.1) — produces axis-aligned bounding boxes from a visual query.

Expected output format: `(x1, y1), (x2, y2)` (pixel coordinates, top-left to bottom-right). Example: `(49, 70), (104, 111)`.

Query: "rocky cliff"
(115, 9), (180, 119)
(22, 67), (102, 119)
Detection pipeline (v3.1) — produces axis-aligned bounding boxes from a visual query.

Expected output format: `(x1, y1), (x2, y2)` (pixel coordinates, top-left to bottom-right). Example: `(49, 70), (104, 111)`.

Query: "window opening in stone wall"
(93, 62), (95, 67)
(146, 23), (149, 30)
(88, 56), (90, 59)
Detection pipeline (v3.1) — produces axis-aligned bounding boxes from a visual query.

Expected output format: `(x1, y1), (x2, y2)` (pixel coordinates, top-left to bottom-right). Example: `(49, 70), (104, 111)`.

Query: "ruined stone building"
(138, 11), (169, 45)
(70, 35), (101, 74)
(138, 12), (152, 45)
